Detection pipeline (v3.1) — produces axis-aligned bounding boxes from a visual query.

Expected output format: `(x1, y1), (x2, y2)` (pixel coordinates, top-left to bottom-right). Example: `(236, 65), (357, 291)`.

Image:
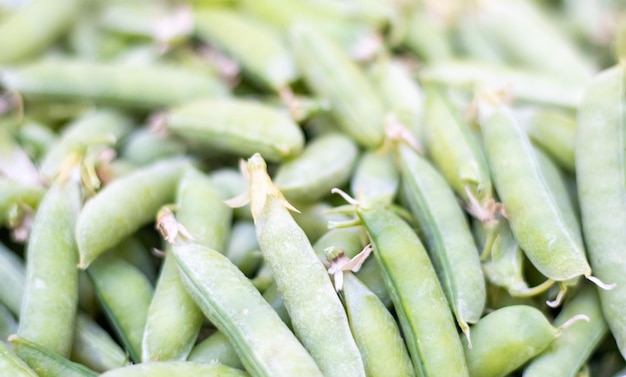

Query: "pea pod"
(18, 176), (81, 357)
(99, 361), (250, 377)
(0, 303), (16, 341)
(350, 150), (399, 208)
(165, 98), (304, 163)
(576, 64), (626, 357)
(187, 331), (243, 369)
(0, 341), (38, 377)
(71, 313), (128, 373)
(0, 241), (26, 315)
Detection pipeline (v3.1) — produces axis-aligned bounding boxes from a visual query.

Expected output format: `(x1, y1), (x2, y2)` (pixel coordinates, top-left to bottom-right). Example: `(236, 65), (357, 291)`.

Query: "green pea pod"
(576, 64), (626, 358)
(195, 10), (297, 90)
(462, 305), (559, 377)
(290, 23), (386, 149)
(87, 253), (154, 363)
(401, 10), (453, 63)
(356, 205), (469, 377)
(15, 120), (59, 163)
(9, 335), (98, 377)
(165, 98), (304, 163)
(523, 284), (608, 377)
(100, 361), (250, 377)
(71, 313), (128, 373)
(225, 221), (262, 278)
(40, 109), (134, 181)
(480, 103), (591, 281)
(121, 128), (186, 167)
(350, 150), (399, 208)
(240, 154), (365, 377)
(172, 241), (324, 377)
(209, 168), (253, 221)
(274, 133), (359, 203)
(0, 0), (85, 64)
(424, 87), (493, 212)
(262, 281), (291, 327)
(342, 272), (416, 377)
(111, 237), (158, 285)
(187, 331), (243, 369)
(0, 60), (228, 109)
(420, 60), (584, 109)
(0, 303), (16, 341)
(18, 177), (81, 357)
(76, 157), (189, 268)
(397, 144), (486, 337)
(0, 341), (38, 377)
(0, 242), (26, 315)
(454, 14), (504, 64)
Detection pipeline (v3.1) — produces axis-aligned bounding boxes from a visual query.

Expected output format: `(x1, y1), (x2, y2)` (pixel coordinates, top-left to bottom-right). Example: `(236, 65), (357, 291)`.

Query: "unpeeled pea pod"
(397, 144), (486, 337)
(0, 303), (16, 341)
(165, 98), (304, 163)
(576, 63), (626, 358)
(350, 150), (399, 208)
(290, 23), (386, 149)
(18, 177), (81, 357)
(480, 102), (591, 282)
(274, 133), (359, 203)
(195, 9), (297, 90)
(238, 153), (366, 377)
(0, 340), (38, 377)
(70, 313), (128, 373)
(0, 0), (85, 64)
(355, 204), (469, 377)
(171, 240), (325, 377)
(99, 361), (250, 377)
(0, 241), (26, 315)
(224, 221), (262, 278)
(0, 59), (229, 109)
(76, 157), (189, 268)
(187, 331), (244, 370)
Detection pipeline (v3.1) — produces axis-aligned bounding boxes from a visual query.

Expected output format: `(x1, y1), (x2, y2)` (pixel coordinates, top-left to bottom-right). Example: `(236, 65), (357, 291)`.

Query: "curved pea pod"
(165, 98), (304, 163)
(121, 128), (186, 167)
(369, 58), (425, 144)
(71, 313), (128, 373)
(0, 0), (85, 64)
(576, 64), (626, 357)
(234, 154), (365, 377)
(350, 150), (399, 208)
(209, 168), (252, 221)
(171, 241), (325, 377)
(397, 144), (486, 336)
(111, 237), (157, 285)
(87, 253), (154, 363)
(100, 361), (249, 377)
(76, 157), (189, 268)
(9, 335), (98, 377)
(0, 303), (16, 341)
(40, 109), (134, 182)
(0, 242), (25, 316)
(187, 331), (243, 369)
(424, 87), (493, 212)
(401, 10), (453, 63)
(517, 108), (577, 174)
(274, 133), (359, 203)
(195, 10), (297, 90)
(0, 60), (228, 109)
(0, 341), (38, 377)
(290, 23), (386, 149)
(341, 272), (415, 377)
(523, 284), (608, 377)
(356, 205), (469, 377)
(225, 221), (262, 278)
(480, 103), (591, 282)
(462, 305), (561, 377)
(420, 60), (584, 109)
(18, 177), (81, 357)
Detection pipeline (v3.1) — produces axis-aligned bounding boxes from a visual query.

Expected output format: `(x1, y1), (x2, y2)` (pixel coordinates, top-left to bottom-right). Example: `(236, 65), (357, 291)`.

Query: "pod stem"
(558, 314), (590, 332)
(546, 282), (568, 308)
(511, 278), (555, 297)
(586, 274), (616, 290)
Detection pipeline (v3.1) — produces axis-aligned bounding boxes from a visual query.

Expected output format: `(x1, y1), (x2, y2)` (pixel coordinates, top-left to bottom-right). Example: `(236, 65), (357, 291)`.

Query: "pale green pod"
(0, 0), (85, 64)
(523, 284), (608, 377)
(40, 109), (134, 181)
(121, 128), (186, 167)
(18, 177), (81, 357)
(99, 361), (250, 377)
(166, 98), (304, 162)
(0, 242), (25, 315)
(462, 305), (559, 377)
(187, 331), (243, 369)
(87, 253), (154, 363)
(0, 60), (228, 109)
(71, 313), (128, 373)
(173, 241), (325, 377)
(111, 237), (157, 285)
(209, 168), (252, 221)
(9, 335), (98, 377)
(225, 221), (262, 278)
(342, 272), (416, 377)
(401, 10), (453, 63)
(481, 104), (591, 281)
(274, 133), (359, 203)
(576, 64), (626, 358)
(454, 15), (504, 64)
(420, 60), (584, 109)
(290, 23), (386, 149)
(15, 120), (59, 163)
(76, 157), (189, 268)
(243, 154), (365, 377)
(0, 303), (16, 341)
(350, 150), (399, 208)
(398, 144), (486, 334)
(195, 9), (297, 90)
(0, 341), (38, 377)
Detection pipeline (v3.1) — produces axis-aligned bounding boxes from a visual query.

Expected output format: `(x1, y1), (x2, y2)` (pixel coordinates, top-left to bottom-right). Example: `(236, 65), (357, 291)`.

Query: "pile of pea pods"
(1, 0), (626, 376)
